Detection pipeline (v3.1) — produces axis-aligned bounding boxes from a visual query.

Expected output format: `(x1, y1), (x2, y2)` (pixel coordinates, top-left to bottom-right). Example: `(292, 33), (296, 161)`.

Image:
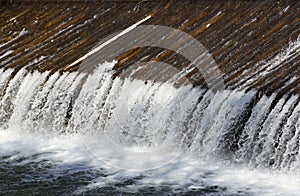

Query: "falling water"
(0, 57), (300, 194)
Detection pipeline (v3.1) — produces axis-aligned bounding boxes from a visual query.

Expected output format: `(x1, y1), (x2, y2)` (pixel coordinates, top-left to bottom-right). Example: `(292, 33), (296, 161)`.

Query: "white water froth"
(0, 131), (300, 195)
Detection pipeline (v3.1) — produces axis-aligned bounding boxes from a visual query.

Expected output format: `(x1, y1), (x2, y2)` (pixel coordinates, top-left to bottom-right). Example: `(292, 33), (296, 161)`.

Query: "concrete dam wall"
(0, 1), (299, 96)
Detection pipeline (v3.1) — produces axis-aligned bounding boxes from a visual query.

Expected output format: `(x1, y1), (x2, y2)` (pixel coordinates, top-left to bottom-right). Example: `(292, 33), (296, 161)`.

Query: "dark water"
(0, 153), (251, 195)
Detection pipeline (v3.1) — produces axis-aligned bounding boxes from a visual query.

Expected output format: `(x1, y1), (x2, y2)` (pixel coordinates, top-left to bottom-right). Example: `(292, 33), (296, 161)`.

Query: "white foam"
(1, 130), (300, 195)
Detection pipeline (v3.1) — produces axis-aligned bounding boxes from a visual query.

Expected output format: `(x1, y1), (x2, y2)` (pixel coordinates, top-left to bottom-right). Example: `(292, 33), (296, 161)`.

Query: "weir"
(0, 1), (300, 195)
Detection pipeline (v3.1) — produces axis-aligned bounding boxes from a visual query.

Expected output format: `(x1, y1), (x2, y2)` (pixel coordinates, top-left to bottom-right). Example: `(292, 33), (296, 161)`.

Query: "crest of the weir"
(0, 1), (299, 95)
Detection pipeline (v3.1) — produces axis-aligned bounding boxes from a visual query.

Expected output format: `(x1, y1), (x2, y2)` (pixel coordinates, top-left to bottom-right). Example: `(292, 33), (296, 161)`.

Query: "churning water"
(1, 60), (300, 195)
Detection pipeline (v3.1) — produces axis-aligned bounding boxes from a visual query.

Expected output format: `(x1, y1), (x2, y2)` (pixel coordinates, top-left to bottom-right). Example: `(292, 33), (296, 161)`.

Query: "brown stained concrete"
(0, 1), (299, 96)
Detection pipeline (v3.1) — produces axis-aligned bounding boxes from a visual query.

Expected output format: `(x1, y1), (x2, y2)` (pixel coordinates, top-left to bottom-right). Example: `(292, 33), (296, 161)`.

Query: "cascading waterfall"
(1, 1), (300, 194)
(0, 60), (300, 173)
